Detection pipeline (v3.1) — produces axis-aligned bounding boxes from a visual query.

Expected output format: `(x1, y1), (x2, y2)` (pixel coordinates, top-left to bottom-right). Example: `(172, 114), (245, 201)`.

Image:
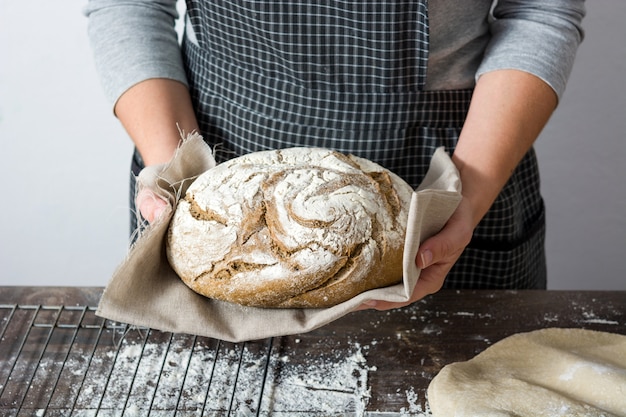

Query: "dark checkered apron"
(131, 0), (546, 289)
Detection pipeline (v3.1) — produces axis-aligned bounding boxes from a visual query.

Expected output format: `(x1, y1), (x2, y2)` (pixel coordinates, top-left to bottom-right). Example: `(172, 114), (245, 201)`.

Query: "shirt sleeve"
(83, 0), (187, 109)
(476, 0), (586, 100)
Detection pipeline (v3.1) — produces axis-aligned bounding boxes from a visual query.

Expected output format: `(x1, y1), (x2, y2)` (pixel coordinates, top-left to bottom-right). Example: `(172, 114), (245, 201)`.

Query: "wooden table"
(1, 287), (624, 416)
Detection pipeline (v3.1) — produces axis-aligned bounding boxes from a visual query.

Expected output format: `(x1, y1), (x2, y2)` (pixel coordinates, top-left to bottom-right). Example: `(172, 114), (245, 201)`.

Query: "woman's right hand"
(114, 78), (199, 224)
(136, 188), (170, 223)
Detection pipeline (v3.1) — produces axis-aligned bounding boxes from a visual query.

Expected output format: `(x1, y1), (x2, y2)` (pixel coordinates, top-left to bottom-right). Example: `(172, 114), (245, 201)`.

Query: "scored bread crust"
(166, 147), (413, 308)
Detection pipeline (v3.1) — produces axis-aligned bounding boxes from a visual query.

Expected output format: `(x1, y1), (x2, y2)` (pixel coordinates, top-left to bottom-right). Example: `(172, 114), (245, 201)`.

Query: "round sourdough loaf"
(166, 147), (413, 308)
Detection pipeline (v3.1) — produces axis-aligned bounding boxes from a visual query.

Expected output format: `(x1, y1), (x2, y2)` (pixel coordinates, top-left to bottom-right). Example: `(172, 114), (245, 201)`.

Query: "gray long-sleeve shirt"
(84, 0), (585, 108)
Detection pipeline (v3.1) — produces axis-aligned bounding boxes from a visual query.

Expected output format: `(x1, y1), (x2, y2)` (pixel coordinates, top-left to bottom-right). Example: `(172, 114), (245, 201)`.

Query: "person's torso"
(183, 0), (493, 92)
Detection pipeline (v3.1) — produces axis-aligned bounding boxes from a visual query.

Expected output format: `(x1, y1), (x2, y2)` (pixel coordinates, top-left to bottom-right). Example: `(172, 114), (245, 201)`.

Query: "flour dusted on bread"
(166, 147), (413, 308)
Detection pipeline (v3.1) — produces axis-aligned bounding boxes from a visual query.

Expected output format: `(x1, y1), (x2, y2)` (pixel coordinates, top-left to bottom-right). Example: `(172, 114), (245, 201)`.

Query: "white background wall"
(0, 1), (624, 290)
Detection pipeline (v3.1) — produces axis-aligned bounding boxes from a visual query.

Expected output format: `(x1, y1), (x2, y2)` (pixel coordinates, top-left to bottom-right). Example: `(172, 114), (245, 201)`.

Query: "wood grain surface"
(1, 287), (624, 415)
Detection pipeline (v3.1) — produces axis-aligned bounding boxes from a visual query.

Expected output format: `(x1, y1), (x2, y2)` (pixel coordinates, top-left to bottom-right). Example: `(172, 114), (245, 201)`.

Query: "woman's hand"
(136, 188), (170, 223)
(357, 196), (475, 311)
(115, 78), (199, 225)
(358, 69), (558, 311)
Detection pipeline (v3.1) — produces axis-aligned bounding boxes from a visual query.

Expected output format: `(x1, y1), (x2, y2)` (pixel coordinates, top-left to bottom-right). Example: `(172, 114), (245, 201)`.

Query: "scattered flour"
(7, 331), (395, 416)
(399, 386), (432, 416)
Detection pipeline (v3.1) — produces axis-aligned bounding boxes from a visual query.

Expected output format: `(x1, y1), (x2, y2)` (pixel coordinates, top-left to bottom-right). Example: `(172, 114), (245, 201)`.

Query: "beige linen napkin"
(97, 134), (461, 342)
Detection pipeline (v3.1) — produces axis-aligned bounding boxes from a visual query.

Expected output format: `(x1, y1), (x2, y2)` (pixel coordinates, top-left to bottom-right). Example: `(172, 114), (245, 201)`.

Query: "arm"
(85, 0), (197, 220)
(363, 69), (557, 310)
(477, 0), (586, 101)
(413, 69), (557, 300)
(84, 0), (194, 164)
(115, 78), (199, 167)
(414, 0), (586, 296)
(453, 69), (557, 232)
(116, 79), (199, 223)
(361, 0), (585, 310)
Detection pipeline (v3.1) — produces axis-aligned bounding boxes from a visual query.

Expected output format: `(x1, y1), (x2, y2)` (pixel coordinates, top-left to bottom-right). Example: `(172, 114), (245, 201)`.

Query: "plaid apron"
(131, 0), (546, 289)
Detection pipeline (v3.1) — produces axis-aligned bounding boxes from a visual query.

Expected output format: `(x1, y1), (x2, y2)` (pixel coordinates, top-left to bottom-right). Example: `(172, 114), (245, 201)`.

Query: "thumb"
(416, 199), (475, 270)
(416, 225), (472, 270)
(416, 234), (457, 270)
(136, 188), (170, 223)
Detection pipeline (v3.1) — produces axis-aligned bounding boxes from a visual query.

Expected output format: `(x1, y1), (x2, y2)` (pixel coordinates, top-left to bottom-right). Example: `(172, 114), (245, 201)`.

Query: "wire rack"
(0, 304), (381, 417)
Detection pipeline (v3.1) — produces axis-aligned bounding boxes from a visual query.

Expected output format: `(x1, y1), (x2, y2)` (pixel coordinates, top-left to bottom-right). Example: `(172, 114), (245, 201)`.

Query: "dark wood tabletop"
(1, 287), (624, 415)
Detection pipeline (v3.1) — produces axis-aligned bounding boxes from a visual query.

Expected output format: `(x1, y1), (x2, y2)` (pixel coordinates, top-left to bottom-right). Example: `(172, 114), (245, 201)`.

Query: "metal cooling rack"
(0, 304), (276, 416)
(0, 304), (384, 417)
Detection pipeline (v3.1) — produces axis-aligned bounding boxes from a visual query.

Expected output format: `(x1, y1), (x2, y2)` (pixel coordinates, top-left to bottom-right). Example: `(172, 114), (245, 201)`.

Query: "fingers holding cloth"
(133, 134), (217, 228)
(135, 169), (170, 224)
(99, 134), (461, 342)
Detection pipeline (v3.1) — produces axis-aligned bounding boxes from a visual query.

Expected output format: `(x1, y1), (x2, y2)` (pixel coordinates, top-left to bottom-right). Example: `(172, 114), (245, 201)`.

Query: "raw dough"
(428, 328), (626, 417)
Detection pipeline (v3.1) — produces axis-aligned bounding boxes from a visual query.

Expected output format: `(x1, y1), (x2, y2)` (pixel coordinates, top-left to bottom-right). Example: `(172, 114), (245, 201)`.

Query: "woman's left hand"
(357, 69), (559, 312)
(356, 196), (475, 311)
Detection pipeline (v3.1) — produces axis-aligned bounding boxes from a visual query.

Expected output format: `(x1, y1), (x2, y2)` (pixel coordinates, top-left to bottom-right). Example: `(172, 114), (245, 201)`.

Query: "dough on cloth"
(166, 147), (413, 308)
(427, 328), (626, 417)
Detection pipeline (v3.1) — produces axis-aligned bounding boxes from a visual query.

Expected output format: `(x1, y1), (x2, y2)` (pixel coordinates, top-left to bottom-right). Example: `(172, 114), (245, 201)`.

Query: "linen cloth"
(97, 133), (461, 342)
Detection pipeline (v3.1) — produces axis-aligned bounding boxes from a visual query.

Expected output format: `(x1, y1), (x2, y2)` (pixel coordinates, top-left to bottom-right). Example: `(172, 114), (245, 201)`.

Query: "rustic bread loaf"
(166, 147), (413, 308)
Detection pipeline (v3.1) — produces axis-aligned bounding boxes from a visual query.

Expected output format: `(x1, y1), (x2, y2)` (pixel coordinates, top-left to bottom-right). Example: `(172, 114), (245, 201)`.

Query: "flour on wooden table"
(10, 333), (427, 416)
